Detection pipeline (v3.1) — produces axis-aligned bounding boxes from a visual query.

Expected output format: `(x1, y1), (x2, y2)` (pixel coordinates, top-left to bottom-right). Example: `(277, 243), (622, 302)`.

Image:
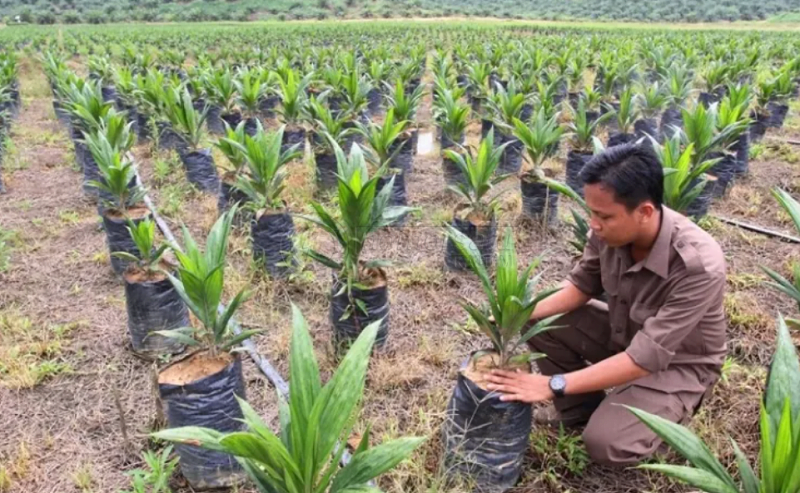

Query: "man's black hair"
(580, 143), (663, 211)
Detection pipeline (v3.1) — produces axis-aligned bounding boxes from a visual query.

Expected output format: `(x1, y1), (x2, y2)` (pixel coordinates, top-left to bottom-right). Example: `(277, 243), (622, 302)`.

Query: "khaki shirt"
(567, 206), (727, 392)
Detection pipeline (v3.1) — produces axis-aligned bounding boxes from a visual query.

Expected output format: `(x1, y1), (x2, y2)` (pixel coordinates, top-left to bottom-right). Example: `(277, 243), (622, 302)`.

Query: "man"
(485, 144), (727, 466)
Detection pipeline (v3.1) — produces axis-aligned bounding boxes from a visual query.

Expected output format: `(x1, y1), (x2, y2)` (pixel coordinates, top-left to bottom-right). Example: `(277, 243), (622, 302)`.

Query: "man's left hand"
(485, 370), (555, 403)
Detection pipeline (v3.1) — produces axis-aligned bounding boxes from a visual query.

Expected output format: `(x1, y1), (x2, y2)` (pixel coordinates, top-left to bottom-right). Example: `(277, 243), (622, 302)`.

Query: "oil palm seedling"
(385, 78), (424, 162)
(166, 86), (219, 192)
(698, 62), (729, 107)
(514, 107), (565, 224)
(545, 179), (592, 256)
(629, 316), (800, 493)
(234, 68), (267, 136)
(206, 67), (239, 132)
(485, 82), (526, 175)
(231, 125), (302, 277)
(306, 96), (357, 191)
(442, 226), (561, 492)
(565, 99), (613, 197)
(154, 206), (256, 490)
(300, 142), (414, 349)
(215, 120), (250, 215)
(443, 129), (511, 271)
(661, 63), (693, 139)
(154, 305), (425, 493)
(64, 79), (115, 192)
(762, 189), (800, 319)
(723, 83), (753, 176)
(275, 69), (311, 152)
(608, 86), (637, 147)
(113, 218), (188, 356)
(433, 80), (470, 149)
(634, 81), (668, 143)
(86, 134), (151, 275)
(366, 59), (388, 115)
(357, 109), (412, 223)
(682, 101), (748, 198)
(649, 133), (717, 219)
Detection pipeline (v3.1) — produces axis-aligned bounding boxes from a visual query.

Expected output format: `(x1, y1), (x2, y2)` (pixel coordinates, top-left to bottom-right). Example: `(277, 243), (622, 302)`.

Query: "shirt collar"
(642, 207), (675, 279)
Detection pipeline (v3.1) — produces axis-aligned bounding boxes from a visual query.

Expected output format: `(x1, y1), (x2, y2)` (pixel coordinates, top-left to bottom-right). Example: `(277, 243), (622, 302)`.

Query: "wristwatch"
(549, 374), (567, 398)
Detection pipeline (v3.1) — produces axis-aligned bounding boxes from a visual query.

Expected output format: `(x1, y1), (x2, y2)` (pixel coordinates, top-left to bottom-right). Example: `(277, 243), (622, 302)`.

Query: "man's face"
(584, 183), (649, 247)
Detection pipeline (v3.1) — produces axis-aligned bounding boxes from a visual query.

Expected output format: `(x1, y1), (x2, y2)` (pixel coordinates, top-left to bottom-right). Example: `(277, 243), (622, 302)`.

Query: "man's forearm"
(563, 352), (650, 395)
(531, 280), (591, 320)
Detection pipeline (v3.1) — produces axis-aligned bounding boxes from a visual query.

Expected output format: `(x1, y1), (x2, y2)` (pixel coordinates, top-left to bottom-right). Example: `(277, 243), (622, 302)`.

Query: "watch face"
(550, 374), (567, 393)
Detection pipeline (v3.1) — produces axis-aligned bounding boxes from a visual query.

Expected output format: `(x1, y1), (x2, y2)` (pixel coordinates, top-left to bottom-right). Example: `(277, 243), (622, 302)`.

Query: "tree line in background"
(3, 0), (800, 24)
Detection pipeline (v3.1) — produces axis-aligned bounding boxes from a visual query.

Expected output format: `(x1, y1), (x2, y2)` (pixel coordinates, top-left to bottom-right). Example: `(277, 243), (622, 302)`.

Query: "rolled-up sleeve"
(567, 233), (604, 297)
(626, 270), (725, 373)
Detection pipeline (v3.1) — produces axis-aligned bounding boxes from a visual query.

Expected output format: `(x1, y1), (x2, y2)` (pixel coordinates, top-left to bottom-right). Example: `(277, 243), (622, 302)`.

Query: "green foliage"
(166, 86), (206, 149)
(234, 68), (267, 118)
(650, 133), (716, 214)
(157, 206), (256, 356)
(444, 226), (561, 368)
(112, 218), (169, 274)
(433, 83), (470, 144)
(153, 305), (424, 493)
(120, 446), (177, 493)
(443, 129), (511, 217)
(86, 134), (147, 214)
(231, 125), (302, 211)
(567, 99), (613, 151)
(300, 143), (414, 286)
(385, 79), (424, 124)
(629, 315), (800, 493)
(513, 108), (564, 178)
(762, 189), (800, 315)
(214, 121), (249, 175)
(357, 108), (408, 168)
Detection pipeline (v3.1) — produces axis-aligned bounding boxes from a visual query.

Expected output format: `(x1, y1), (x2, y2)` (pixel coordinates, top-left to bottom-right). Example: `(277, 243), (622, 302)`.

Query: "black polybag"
(685, 178), (715, 220)
(445, 213), (497, 271)
(282, 128), (306, 155)
(520, 178), (559, 225)
(103, 213), (150, 275)
(732, 132), (750, 177)
(180, 149), (220, 193)
(330, 275), (389, 348)
(251, 211), (295, 278)
(315, 151), (338, 191)
(123, 275), (188, 355)
(159, 356), (246, 489)
(442, 357), (532, 493)
(565, 150), (591, 198)
(377, 173), (409, 225)
(707, 151), (736, 198)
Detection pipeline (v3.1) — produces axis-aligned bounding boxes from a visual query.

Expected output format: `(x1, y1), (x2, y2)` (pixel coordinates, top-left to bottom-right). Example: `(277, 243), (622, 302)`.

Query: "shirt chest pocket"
(629, 302), (659, 333)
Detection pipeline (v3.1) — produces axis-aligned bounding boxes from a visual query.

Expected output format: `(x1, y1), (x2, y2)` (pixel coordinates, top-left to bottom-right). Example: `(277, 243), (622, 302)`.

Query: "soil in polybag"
(158, 352), (246, 490)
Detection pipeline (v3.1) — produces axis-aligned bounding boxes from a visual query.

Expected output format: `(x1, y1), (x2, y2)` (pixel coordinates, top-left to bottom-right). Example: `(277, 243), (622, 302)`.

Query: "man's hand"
(484, 370), (554, 403)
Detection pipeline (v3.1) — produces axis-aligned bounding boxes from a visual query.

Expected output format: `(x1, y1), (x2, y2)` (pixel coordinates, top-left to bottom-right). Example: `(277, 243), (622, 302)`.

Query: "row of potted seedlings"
(0, 52), (19, 193)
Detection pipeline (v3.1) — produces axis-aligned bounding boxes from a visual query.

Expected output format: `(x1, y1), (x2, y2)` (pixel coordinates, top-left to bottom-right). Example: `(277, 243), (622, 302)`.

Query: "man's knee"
(582, 423), (643, 467)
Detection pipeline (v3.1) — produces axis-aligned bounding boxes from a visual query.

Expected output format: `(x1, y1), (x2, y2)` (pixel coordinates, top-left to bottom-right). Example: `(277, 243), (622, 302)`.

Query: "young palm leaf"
(761, 189), (800, 313)
(445, 226), (562, 368)
(153, 305), (424, 493)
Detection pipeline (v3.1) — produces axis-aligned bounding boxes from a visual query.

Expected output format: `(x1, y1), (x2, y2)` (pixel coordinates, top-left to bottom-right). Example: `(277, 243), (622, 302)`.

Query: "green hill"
(3, 0), (800, 24)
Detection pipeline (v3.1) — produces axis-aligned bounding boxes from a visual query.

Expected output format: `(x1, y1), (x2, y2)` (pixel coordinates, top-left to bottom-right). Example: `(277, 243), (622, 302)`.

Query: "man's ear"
(637, 202), (656, 222)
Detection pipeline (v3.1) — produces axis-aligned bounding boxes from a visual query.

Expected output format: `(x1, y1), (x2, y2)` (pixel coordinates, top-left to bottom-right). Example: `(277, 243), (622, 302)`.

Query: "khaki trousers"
(529, 301), (714, 466)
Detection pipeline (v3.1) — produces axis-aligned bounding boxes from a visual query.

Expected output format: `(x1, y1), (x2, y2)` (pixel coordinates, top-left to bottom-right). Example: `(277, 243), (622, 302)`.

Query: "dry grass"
(0, 54), (796, 493)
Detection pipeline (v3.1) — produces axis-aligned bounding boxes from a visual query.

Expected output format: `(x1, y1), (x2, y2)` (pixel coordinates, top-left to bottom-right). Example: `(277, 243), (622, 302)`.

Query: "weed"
(16, 200), (31, 212)
(427, 207), (453, 226)
(121, 446), (178, 493)
(748, 143), (765, 160)
(0, 226), (19, 272)
(0, 442), (30, 492)
(92, 251), (108, 264)
(449, 315), (480, 335)
(58, 209), (80, 226)
(529, 424), (590, 486)
(397, 262), (444, 288)
(0, 309), (78, 389)
(158, 183), (190, 218)
(723, 292), (771, 332)
(152, 153), (181, 186)
(726, 272), (763, 290)
(71, 463), (94, 492)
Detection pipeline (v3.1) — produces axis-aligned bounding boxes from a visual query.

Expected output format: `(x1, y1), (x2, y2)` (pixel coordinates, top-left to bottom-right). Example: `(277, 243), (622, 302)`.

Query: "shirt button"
(677, 241), (685, 248)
